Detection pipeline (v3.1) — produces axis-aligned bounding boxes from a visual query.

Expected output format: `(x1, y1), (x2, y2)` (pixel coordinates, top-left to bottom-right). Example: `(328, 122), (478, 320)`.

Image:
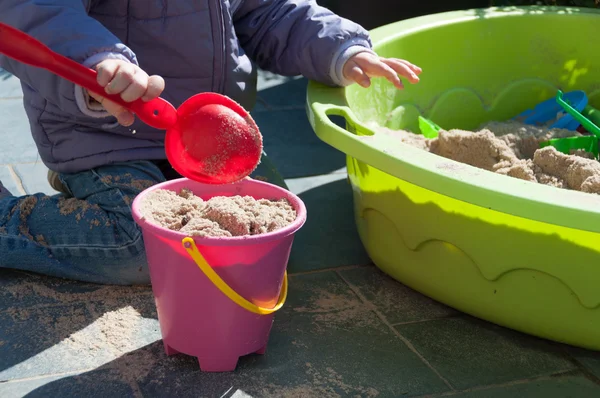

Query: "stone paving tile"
(0, 165), (24, 195)
(0, 68), (23, 98)
(0, 303), (116, 381)
(339, 266), (458, 325)
(567, 347), (600, 380)
(255, 108), (346, 178)
(255, 108), (342, 149)
(0, 271), (161, 382)
(13, 162), (58, 195)
(0, 270), (63, 311)
(0, 369), (136, 398)
(395, 317), (575, 390)
(134, 272), (449, 397)
(256, 70), (297, 91)
(1, 71), (53, 197)
(285, 174), (371, 273)
(450, 375), (600, 398)
(0, 98), (39, 164)
(255, 76), (306, 112)
(0, 269), (139, 311)
(1, 267), (598, 397)
(254, 70), (346, 179)
(84, 285), (162, 354)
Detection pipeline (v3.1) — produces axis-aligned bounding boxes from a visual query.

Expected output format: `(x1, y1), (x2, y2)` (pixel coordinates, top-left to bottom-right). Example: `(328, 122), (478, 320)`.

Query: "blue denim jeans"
(0, 153), (287, 285)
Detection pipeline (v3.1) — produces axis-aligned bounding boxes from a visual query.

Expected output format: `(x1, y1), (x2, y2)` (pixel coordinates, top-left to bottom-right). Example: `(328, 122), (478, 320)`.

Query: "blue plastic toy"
(515, 90), (587, 130)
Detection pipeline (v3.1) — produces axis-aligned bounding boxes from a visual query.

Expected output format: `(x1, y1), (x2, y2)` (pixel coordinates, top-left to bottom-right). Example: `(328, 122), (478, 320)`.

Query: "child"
(0, 0), (421, 285)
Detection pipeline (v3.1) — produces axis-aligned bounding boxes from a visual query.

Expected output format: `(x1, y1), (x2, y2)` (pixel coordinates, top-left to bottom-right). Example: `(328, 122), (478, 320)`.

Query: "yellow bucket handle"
(182, 237), (287, 315)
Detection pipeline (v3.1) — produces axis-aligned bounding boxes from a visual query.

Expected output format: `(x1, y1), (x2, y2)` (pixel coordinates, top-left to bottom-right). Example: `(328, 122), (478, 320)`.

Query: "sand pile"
(140, 188), (297, 237)
(377, 120), (600, 194)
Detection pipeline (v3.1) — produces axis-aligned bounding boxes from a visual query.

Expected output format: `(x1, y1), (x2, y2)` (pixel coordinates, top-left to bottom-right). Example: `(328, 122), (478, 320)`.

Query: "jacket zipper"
(212, 0), (226, 93)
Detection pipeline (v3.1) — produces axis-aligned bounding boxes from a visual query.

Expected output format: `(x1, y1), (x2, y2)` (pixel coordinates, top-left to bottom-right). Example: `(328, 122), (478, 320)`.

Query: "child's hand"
(87, 59), (165, 126)
(343, 52), (421, 90)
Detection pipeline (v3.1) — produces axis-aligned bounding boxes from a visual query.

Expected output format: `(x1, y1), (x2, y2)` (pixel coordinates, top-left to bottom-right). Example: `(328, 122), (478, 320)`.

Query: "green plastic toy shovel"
(539, 135), (599, 158)
(582, 105), (600, 131)
(556, 90), (600, 138)
(539, 90), (600, 158)
(418, 116), (442, 138)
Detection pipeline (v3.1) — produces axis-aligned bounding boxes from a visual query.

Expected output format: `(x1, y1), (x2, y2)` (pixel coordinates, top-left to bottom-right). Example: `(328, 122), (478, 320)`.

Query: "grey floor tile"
(568, 347), (600, 379)
(339, 266), (458, 324)
(0, 69), (23, 98)
(0, 165), (25, 195)
(0, 303), (115, 381)
(135, 272), (449, 397)
(452, 375), (600, 398)
(285, 174), (371, 273)
(0, 270), (64, 311)
(253, 70), (346, 179)
(13, 163), (58, 195)
(286, 173), (347, 195)
(86, 285), (157, 318)
(254, 109), (346, 178)
(255, 75), (306, 112)
(0, 271), (161, 381)
(256, 70), (301, 92)
(395, 317), (575, 390)
(0, 98), (39, 164)
(0, 369), (135, 398)
(85, 287), (162, 352)
(0, 270), (142, 311)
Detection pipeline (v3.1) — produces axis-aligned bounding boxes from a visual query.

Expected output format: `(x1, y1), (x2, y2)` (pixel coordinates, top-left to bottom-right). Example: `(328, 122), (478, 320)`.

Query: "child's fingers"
(393, 59), (422, 74)
(113, 109), (135, 126)
(142, 75), (166, 102)
(96, 61), (119, 88)
(120, 70), (150, 102)
(360, 57), (403, 89)
(382, 58), (420, 84)
(103, 99), (135, 126)
(94, 60), (165, 103)
(88, 91), (135, 126)
(344, 62), (371, 88)
(104, 63), (137, 95)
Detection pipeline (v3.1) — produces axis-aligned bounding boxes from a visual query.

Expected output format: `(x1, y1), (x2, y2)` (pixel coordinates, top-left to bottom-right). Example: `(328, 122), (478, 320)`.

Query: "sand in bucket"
(132, 178), (306, 372)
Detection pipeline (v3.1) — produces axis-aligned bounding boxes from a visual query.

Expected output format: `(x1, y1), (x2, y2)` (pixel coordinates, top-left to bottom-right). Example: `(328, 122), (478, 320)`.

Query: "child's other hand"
(343, 52), (421, 90)
(87, 59), (165, 126)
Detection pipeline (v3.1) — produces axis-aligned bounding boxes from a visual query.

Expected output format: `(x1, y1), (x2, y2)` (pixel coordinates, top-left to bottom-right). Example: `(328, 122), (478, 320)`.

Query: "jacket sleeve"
(232, 0), (374, 87)
(0, 0), (138, 118)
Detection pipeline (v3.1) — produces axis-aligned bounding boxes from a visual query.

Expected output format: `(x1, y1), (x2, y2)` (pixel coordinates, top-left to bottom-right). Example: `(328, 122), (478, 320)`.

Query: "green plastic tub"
(306, 6), (600, 350)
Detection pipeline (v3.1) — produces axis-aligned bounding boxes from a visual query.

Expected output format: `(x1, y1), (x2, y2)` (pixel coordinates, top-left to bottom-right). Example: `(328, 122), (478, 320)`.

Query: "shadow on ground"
(0, 270), (158, 380)
(252, 75), (347, 179)
(1, 269), (460, 398)
(288, 178), (371, 273)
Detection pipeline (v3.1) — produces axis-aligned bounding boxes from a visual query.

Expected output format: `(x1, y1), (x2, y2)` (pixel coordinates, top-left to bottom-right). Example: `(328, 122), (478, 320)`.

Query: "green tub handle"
(307, 83), (380, 159)
(306, 82), (414, 175)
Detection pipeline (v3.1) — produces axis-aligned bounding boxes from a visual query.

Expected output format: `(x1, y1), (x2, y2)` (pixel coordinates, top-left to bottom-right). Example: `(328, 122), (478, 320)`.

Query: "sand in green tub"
(374, 121), (600, 194)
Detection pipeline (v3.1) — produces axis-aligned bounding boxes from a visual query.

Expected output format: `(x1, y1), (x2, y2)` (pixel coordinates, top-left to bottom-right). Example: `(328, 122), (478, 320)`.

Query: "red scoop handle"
(0, 22), (177, 130)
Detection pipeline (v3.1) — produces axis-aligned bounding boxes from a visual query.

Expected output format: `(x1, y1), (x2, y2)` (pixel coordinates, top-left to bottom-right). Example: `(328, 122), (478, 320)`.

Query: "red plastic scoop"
(0, 23), (262, 184)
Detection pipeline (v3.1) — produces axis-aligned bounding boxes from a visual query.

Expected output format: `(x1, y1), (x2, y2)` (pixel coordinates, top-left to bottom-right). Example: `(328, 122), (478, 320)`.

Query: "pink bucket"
(131, 177), (307, 372)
